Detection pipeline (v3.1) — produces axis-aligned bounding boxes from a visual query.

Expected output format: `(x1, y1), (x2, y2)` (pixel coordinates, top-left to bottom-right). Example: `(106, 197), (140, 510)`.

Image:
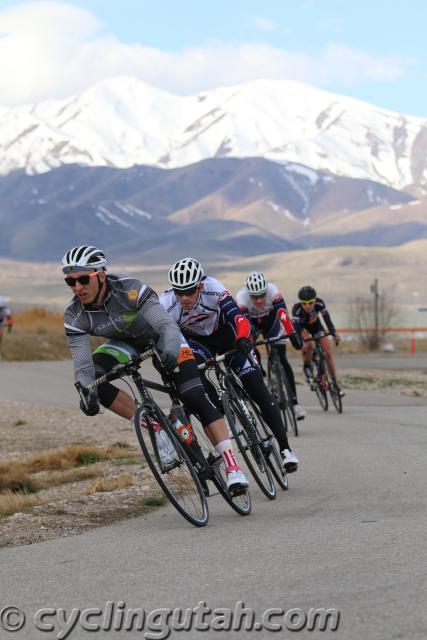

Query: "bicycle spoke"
(224, 391), (276, 500)
(190, 415), (251, 516)
(134, 406), (208, 527)
(329, 383), (343, 414)
(268, 354), (298, 436)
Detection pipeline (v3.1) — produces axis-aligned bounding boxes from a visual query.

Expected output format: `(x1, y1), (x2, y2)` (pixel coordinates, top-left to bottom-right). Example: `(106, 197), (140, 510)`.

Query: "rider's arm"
(291, 303), (304, 336)
(272, 295), (293, 332)
(66, 331), (97, 387)
(219, 293), (251, 339)
(272, 297), (302, 349)
(317, 299), (337, 336)
(141, 290), (183, 366)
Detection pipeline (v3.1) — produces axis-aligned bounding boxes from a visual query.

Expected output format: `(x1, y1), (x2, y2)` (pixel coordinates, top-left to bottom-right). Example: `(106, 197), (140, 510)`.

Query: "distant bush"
(1, 306), (103, 361)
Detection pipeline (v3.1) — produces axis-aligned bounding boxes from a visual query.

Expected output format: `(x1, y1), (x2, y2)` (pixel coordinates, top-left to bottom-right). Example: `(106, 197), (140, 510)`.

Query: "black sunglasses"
(173, 285), (199, 297)
(250, 293), (266, 300)
(64, 272), (98, 287)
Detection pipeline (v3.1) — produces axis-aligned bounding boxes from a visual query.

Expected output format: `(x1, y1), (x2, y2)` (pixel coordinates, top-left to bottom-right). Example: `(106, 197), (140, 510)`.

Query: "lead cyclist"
(62, 245), (248, 494)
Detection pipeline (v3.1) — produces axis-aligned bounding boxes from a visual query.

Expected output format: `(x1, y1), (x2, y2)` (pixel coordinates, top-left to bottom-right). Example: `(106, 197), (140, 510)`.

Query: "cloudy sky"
(0, 0), (425, 116)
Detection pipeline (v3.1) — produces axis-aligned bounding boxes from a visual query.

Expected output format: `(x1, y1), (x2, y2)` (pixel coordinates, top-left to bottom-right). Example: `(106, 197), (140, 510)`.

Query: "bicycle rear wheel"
(314, 375), (329, 411)
(223, 390), (276, 500)
(134, 405), (209, 527)
(268, 354), (298, 437)
(190, 416), (251, 516)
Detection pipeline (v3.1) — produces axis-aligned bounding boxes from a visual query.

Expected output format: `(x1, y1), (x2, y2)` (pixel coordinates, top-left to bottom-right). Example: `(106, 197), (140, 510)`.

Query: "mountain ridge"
(1, 76), (427, 189)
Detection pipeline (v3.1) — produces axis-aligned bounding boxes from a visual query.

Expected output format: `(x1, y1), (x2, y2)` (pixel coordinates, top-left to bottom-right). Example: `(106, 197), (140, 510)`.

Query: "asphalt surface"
(0, 359), (426, 639)
(1, 353), (426, 407)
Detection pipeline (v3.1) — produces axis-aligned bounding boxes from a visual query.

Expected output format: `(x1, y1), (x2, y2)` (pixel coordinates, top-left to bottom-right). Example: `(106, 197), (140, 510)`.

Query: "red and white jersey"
(235, 282), (283, 320)
(160, 277), (239, 337)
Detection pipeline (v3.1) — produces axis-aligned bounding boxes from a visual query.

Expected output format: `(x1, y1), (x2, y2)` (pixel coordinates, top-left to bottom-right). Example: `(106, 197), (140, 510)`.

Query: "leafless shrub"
(349, 291), (400, 351)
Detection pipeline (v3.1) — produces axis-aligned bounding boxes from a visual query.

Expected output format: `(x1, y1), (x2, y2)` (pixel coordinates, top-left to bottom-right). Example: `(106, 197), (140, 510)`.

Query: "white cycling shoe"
(155, 429), (179, 466)
(293, 404), (306, 420)
(226, 469), (249, 494)
(281, 449), (299, 473)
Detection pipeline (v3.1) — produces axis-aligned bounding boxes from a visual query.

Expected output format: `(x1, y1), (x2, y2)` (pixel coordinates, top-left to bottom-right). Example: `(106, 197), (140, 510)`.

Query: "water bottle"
(168, 404), (195, 446)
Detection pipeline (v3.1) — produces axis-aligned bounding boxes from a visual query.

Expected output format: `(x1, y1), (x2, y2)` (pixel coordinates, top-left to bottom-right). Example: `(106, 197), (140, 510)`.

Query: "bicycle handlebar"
(253, 335), (290, 348)
(86, 348), (155, 391)
(303, 332), (334, 342)
(197, 345), (259, 371)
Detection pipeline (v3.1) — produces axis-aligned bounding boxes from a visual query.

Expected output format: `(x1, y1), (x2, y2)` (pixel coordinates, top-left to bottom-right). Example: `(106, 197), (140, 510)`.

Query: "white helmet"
(62, 245), (108, 274)
(168, 257), (204, 291)
(245, 272), (267, 296)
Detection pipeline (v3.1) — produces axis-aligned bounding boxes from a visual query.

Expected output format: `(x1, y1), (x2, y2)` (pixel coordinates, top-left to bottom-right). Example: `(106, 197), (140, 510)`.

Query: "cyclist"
(0, 296), (13, 357)
(235, 272), (306, 421)
(62, 245), (248, 494)
(292, 286), (344, 397)
(160, 257), (299, 473)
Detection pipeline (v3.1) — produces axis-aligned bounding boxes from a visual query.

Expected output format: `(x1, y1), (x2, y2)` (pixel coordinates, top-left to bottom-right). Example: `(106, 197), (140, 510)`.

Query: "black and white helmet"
(245, 272), (267, 296)
(61, 245), (108, 274)
(168, 257), (204, 291)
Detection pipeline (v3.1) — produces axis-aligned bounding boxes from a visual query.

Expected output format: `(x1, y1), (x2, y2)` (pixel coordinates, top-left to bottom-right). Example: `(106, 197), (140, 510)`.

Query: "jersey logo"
(177, 347), (195, 364)
(127, 289), (138, 301)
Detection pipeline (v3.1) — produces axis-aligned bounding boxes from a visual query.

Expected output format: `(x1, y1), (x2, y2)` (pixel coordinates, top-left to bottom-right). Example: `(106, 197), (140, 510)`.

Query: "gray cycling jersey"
(64, 273), (183, 387)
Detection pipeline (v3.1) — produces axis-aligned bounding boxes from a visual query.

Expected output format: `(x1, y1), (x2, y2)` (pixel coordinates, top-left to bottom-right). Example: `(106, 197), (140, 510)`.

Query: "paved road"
(290, 351), (427, 371)
(0, 362), (426, 639)
(1, 353), (426, 407)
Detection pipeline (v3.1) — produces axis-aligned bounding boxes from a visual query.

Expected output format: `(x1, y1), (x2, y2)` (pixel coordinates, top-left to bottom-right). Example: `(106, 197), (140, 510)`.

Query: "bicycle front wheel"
(223, 390), (276, 500)
(190, 415), (251, 516)
(329, 383), (343, 414)
(314, 376), (329, 411)
(134, 405), (209, 527)
(246, 400), (289, 491)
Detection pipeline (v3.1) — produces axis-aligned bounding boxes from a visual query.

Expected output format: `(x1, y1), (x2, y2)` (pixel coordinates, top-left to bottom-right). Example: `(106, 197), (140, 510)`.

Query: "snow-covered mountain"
(1, 76), (427, 189)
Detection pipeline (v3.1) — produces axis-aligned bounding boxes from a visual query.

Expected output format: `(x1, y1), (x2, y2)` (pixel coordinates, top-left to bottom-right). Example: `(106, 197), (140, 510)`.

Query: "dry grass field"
(0, 307), (104, 361)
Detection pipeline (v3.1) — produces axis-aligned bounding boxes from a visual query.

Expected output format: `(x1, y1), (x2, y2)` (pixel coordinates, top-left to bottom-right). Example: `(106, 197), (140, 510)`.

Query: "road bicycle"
(304, 333), (343, 414)
(255, 336), (299, 437)
(198, 348), (289, 499)
(85, 346), (251, 528)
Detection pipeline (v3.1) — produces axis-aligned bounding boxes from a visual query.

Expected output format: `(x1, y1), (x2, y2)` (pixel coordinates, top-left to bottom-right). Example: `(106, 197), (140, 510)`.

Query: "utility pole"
(370, 278), (380, 349)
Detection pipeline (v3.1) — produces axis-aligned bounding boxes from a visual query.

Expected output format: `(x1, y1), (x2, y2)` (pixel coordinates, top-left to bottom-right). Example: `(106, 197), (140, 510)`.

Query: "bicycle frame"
(86, 345), (251, 516)
(198, 349), (286, 497)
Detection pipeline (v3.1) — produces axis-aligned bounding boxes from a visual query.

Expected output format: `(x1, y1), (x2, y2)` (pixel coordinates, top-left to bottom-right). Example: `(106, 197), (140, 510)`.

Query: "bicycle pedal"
(228, 484), (247, 497)
(161, 459), (181, 472)
(200, 478), (210, 497)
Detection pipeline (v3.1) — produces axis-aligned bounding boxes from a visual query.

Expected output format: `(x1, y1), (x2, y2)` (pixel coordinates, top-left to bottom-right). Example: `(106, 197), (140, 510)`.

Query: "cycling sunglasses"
(173, 285), (199, 297)
(250, 293), (266, 300)
(64, 272), (99, 287)
(300, 298), (316, 306)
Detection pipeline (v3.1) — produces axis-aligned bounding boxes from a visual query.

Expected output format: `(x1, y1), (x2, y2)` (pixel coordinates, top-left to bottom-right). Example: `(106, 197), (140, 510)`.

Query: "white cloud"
(252, 16), (278, 32)
(0, 2), (409, 106)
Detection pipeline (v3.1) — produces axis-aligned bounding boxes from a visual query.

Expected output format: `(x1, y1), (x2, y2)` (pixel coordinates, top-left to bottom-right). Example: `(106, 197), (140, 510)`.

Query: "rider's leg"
(175, 345), (248, 487)
(231, 353), (293, 451)
(263, 315), (306, 419)
(108, 389), (136, 419)
(320, 336), (337, 379)
(237, 366), (299, 471)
